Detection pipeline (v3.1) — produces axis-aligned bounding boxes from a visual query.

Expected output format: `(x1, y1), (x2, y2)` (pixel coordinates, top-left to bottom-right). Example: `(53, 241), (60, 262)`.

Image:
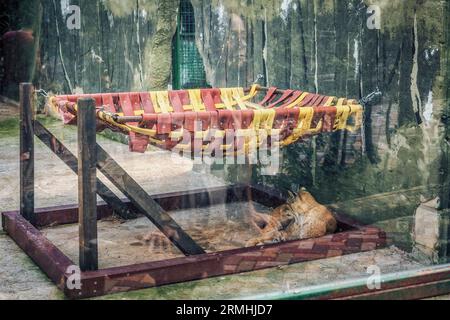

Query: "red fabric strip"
(267, 90), (295, 108)
(139, 92), (156, 114)
(101, 94), (116, 113)
(169, 91), (187, 113)
(258, 87), (278, 106)
(119, 93), (134, 117)
(201, 89), (219, 112)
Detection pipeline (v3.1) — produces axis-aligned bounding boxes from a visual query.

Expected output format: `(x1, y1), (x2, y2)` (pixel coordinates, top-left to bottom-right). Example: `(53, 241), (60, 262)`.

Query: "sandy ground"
(0, 108), (445, 300)
(43, 202), (269, 269)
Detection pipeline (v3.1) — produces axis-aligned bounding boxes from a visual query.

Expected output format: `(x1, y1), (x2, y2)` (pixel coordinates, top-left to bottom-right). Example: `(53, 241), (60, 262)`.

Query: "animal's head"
(252, 204), (295, 233)
(273, 204), (297, 228)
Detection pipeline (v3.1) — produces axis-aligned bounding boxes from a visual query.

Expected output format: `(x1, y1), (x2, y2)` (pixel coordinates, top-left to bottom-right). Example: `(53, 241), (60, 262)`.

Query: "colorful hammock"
(49, 85), (363, 156)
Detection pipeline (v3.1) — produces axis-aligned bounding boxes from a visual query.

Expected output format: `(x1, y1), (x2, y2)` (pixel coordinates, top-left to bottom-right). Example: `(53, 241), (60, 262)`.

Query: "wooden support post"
(77, 98), (98, 271)
(19, 83), (35, 225)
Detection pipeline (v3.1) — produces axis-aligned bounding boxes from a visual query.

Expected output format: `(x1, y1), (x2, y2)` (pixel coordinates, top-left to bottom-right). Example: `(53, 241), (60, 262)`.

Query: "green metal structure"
(172, 0), (208, 90)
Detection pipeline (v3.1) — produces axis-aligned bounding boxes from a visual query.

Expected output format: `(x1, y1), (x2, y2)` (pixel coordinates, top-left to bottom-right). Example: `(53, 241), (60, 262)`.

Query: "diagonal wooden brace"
(95, 144), (206, 256)
(34, 120), (137, 220)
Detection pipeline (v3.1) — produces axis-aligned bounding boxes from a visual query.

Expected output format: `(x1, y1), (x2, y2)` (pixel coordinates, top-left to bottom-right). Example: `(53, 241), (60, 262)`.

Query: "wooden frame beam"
(19, 83), (35, 225)
(77, 98), (98, 271)
(1, 185), (388, 299)
(30, 103), (204, 256)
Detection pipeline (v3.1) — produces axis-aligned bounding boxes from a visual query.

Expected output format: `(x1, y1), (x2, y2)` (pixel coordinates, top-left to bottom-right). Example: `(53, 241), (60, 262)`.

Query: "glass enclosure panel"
(0, 0), (448, 300)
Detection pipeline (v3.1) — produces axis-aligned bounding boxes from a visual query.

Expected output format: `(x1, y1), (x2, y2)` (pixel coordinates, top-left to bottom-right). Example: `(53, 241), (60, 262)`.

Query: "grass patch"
(0, 113), (130, 146)
(100, 129), (129, 145)
(36, 114), (61, 127)
(0, 117), (19, 136)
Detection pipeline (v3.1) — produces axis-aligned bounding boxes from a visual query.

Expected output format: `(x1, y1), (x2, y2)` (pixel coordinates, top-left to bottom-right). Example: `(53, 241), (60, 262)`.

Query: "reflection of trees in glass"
(0, 1), (41, 100)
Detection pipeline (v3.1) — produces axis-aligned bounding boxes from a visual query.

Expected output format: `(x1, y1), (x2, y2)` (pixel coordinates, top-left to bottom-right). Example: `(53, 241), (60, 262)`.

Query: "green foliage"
(100, 129), (129, 145)
(0, 118), (19, 136)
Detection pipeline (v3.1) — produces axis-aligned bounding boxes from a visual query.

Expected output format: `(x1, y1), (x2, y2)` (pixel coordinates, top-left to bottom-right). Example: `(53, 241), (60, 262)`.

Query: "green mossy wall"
(189, 0), (448, 223)
(36, 0), (180, 94)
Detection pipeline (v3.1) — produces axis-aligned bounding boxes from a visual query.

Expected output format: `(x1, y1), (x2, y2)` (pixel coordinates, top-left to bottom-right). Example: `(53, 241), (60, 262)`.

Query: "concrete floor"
(0, 110), (445, 300)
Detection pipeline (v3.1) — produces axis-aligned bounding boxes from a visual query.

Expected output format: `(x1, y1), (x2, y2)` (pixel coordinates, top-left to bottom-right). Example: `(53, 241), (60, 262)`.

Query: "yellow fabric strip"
(336, 98), (346, 107)
(150, 92), (162, 114)
(242, 101), (264, 110)
(324, 97), (335, 107)
(251, 109), (263, 129)
(241, 84), (259, 101)
(156, 91), (173, 113)
(280, 107), (314, 146)
(188, 89), (206, 112)
(260, 109), (276, 130)
(346, 105), (364, 132)
(334, 105), (351, 130)
(220, 88), (237, 111)
(232, 88), (248, 110)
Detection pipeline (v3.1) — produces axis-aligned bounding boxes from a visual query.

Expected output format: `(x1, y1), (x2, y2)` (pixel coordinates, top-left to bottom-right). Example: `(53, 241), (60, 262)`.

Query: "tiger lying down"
(132, 189), (337, 250)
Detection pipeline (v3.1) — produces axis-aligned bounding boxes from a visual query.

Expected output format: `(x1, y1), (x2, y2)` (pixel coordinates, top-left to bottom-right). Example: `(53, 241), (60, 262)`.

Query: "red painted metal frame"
(2, 185), (386, 299)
